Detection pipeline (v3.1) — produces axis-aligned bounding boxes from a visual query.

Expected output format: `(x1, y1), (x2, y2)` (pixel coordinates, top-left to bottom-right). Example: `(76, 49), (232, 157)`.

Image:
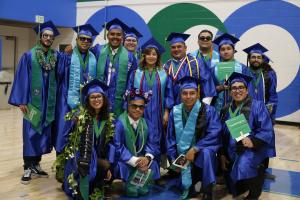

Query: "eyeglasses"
(230, 86), (246, 92)
(199, 36), (212, 41)
(79, 37), (92, 43)
(129, 104), (145, 110)
(89, 96), (102, 101)
(42, 34), (54, 40)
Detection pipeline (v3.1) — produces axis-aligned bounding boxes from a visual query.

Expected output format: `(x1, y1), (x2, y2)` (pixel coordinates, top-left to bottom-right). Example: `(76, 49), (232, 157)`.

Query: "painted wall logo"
(85, 1), (300, 119)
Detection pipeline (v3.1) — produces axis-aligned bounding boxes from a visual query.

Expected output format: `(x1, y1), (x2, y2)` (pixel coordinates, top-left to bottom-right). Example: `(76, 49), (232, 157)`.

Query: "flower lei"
(123, 88), (153, 103)
(53, 106), (115, 199)
(36, 46), (57, 71)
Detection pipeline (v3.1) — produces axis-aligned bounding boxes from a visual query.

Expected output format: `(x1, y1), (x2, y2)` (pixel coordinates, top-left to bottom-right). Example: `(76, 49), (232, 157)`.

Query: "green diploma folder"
(217, 61), (235, 81)
(225, 114), (251, 141)
(24, 103), (41, 128)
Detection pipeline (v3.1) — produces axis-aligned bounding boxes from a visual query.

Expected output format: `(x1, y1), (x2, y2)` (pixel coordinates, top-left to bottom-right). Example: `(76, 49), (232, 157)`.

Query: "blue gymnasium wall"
(0, 0), (76, 27)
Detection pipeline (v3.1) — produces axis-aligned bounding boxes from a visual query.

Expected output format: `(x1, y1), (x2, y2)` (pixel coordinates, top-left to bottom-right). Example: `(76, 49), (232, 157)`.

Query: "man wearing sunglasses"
(54, 24), (98, 155)
(191, 30), (220, 69)
(9, 21), (60, 184)
(112, 88), (160, 197)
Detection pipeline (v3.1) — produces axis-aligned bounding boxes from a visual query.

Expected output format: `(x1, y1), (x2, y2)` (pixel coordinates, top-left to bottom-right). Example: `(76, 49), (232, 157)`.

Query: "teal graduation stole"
(173, 100), (201, 196)
(119, 111), (148, 156)
(30, 45), (57, 132)
(67, 47), (97, 109)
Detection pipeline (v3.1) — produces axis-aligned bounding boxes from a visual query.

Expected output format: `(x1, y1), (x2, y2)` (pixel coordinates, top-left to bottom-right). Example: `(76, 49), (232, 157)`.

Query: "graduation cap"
(141, 37), (165, 54)
(213, 33), (239, 48)
(178, 76), (200, 90)
(81, 79), (108, 103)
(33, 20), (60, 37)
(103, 18), (129, 31)
(72, 24), (98, 38)
(125, 27), (143, 39)
(228, 72), (252, 87)
(243, 43), (268, 55)
(166, 32), (190, 45)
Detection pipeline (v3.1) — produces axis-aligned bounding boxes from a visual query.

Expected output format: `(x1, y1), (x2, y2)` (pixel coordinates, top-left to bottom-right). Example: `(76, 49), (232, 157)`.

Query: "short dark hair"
(198, 29), (213, 40)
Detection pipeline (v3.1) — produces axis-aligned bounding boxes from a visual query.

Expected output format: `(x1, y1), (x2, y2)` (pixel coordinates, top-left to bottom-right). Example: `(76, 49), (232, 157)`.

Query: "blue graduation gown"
(166, 103), (222, 187)
(8, 50), (61, 156)
(164, 54), (216, 110)
(63, 120), (114, 199)
(54, 52), (97, 153)
(211, 61), (251, 113)
(248, 69), (278, 121)
(91, 44), (137, 116)
(190, 49), (220, 69)
(221, 99), (275, 184)
(127, 68), (170, 154)
(112, 116), (160, 181)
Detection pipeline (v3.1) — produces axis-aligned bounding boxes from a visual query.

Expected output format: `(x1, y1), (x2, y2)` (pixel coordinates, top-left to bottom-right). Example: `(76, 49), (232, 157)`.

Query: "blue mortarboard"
(125, 27), (143, 39)
(141, 37), (166, 54)
(72, 24), (98, 37)
(33, 20), (60, 37)
(243, 43), (268, 55)
(213, 33), (239, 48)
(263, 54), (272, 63)
(166, 32), (190, 45)
(104, 18), (129, 31)
(228, 72), (252, 87)
(178, 76), (200, 90)
(82, 79), (108, 103)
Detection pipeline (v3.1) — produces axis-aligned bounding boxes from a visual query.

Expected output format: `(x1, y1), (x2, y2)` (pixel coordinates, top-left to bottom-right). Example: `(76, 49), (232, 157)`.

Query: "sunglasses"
(79, 37), (92, 43)
(129, 103), (145, 110)
(199, 36), (212, 41)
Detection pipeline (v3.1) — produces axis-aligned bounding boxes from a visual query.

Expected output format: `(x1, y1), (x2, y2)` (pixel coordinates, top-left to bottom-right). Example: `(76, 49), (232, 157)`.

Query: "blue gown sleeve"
(198, 59), (217, 98)
(113, 120), (133, 162)
(144, 122), (160, 158)
(250, 101), (274, 145)
(194, 106), (222, 152)
(56, 53), (71, 83)
(8, 52), (31, 106)
(165, 76), (175, 110)
(90, 44), (101, 59)
(166, 110), (178, 162)
(267, 71), (278, 119)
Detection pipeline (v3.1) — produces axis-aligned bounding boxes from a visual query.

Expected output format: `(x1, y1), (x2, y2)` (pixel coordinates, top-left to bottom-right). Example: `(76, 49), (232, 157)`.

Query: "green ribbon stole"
(251, 68), (262, 92)
(97, 44), (129, 116)
(74, 46), (89, 71)
(119, 112), (148, 156)
(30, 45), (56, 132)
(229, 102), (244, 118)
(93, 118), (106, 139)
(144, 69), (156, 89)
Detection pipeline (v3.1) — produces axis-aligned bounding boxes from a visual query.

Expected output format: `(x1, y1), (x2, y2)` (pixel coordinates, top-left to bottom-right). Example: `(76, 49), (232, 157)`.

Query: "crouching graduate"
(219, 72), (275, 200)
(166, 76), (222, 200)
(56, 79), (115, 200)
(112, 88), (160, 197)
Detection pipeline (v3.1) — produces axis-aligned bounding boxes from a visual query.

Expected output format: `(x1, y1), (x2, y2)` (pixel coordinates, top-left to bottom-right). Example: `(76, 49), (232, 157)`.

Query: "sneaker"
(21, 169), (32, 185)
(30, 164), (49, 178)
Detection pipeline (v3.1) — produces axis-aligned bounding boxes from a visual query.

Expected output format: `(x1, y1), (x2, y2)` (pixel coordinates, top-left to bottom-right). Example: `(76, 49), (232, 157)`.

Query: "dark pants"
(23, 156), (41, 169)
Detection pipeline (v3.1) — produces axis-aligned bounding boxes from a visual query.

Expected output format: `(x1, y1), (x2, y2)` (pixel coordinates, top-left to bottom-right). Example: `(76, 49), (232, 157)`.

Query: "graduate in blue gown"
(219, 72), (275, 200)
(127, 38), (169, 158)
(124, 26), (143, 60)
(243, 43), (278, 122)
(190, 29), (220, 68)
(112, 88), (160, 197)
(91, 18), (138, 116)
(166, 76), (222, 200)
(8, 21), (61, 184)
(54, 24), (98, 154)
(211, 33), (252, 113)
(163, 32), (216, 114)
(59, 79), (114, 200)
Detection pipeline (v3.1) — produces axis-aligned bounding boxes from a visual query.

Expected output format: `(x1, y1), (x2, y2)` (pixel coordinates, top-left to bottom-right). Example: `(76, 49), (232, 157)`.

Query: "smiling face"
(145, 48), (158, 67)
(170, 42), (187, 60)
(76, 35), (92, 53)
(249, 53), (263, 69)
(107, 29), (123, 49)
(88, 93), (104, 112)
(124, 36), (138, 52)
(230, 82), (248, 103)
(219, 44), (234, 61)
(198, 31), (213, 50)
(40, 30), (54, 48)
(181, 88), (199, 110)
(127, 99), (145, 121)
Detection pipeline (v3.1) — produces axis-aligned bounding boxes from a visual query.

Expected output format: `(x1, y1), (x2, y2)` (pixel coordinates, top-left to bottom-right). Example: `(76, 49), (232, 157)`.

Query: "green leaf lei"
(52, 105), (115, 199)
(36, 45), (57, 71)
